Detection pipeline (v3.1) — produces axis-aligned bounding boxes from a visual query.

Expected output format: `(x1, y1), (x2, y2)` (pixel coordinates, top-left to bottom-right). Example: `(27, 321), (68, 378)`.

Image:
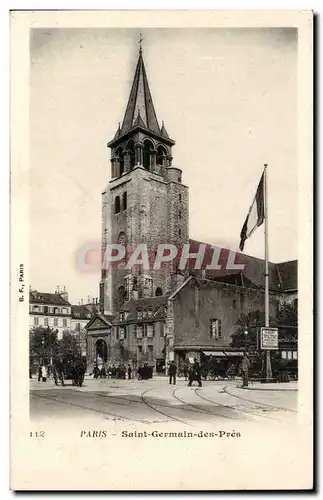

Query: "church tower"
(100, 43), (189, 315)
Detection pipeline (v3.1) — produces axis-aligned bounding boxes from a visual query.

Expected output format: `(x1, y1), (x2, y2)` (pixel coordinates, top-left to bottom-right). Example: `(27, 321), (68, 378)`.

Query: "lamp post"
(41, 337), (45, 365)
(244, 329), (248, 351)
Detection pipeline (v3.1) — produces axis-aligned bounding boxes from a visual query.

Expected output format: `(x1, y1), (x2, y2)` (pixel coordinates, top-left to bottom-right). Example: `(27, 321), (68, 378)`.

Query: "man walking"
(169, 361), (177, 385)
(188, 358), (202, 387)
(241, 351), (250, 388)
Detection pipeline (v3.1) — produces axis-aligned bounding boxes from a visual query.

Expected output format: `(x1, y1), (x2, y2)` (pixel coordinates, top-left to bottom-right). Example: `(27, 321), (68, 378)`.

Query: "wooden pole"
(264, 164), (272, 380)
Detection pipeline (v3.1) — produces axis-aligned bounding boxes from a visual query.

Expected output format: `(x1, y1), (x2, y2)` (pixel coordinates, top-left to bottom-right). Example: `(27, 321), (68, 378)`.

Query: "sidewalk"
(245, 381), (298, 391)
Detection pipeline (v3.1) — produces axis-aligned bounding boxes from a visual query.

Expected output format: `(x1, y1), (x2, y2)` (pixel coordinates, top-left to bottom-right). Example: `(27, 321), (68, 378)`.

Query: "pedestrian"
(41, 364), (47, 383)
(93, 365), (100, 379)
(38, 365), (42, 382)
(53, 365), (59, 386)
(137, 365), (143, 381)
(188, 358), (202, 387)
(169, 361), (177, 385)
(183, 362), (189, 381)
(241, 352), (250, 388)
(127, 364), (132, 380)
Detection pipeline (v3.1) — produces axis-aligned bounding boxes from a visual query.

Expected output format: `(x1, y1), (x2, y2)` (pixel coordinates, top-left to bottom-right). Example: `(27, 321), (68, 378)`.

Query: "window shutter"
(218, 319), (222, 338)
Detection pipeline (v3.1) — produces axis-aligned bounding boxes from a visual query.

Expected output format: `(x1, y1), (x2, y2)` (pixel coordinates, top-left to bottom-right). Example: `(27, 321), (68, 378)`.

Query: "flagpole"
(264, 164), (272, 380)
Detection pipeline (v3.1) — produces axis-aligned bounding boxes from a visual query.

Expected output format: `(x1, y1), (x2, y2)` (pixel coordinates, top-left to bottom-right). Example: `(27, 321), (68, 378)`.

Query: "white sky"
(30, 27), (297, 304)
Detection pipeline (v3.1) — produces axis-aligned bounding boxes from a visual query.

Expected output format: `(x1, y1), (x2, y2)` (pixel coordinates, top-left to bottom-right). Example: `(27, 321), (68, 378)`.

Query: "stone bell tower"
(100, 43), (189, 315)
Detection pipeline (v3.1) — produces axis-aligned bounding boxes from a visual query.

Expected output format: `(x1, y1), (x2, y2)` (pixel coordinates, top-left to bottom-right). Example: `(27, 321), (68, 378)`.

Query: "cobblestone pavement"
(30, 376), (297, 425)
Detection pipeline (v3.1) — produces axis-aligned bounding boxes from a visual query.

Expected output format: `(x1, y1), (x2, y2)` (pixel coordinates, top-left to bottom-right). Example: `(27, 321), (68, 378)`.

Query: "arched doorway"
(95, 339), (108, 364)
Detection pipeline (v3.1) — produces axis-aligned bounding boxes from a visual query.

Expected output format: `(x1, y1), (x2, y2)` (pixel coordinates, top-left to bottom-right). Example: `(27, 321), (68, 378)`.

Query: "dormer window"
(147, 308), (153, 318)
(119, 311), (125, 322)
(137, 309), (143, 320)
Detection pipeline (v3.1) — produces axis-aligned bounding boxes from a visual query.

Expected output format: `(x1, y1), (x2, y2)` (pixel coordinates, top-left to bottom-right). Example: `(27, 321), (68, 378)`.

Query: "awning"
(202, 351), (243, 357)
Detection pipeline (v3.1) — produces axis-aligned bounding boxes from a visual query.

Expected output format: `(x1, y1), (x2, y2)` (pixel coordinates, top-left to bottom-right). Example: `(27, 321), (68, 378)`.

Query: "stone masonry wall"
(172, 278), (278, 349)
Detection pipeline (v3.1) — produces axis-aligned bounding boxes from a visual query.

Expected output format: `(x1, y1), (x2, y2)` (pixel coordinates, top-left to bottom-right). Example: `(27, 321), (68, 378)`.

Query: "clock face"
(118, 232), (126, 246)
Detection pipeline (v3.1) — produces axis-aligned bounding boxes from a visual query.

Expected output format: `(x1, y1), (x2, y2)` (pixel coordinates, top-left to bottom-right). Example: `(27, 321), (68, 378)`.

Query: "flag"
(239, 172), (265, 251)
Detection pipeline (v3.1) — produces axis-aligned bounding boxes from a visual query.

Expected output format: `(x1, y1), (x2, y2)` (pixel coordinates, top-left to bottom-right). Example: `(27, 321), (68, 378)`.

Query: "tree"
(276, 299), (298, 344)
(58, 331), (82, 359)
(29, 326), (59, 363)
(230, 300), (298, 349)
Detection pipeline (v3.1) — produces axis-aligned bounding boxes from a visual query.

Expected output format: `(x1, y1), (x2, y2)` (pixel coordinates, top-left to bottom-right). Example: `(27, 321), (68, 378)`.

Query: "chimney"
(81, 298), (83, 305)
(87, 295), (91, 304)
(201, 266), (206, 280)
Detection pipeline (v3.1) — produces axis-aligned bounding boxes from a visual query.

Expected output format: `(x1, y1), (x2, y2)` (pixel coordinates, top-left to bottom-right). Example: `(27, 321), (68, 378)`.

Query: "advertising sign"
(260, 327), (279, 350)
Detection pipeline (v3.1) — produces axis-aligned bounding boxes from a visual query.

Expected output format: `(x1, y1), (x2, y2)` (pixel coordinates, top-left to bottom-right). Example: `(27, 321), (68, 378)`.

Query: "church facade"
(86, 44), (297, 374)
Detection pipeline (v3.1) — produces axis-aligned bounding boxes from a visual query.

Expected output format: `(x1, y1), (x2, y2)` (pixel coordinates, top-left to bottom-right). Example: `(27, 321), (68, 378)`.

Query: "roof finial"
(139, 32), (143, 54)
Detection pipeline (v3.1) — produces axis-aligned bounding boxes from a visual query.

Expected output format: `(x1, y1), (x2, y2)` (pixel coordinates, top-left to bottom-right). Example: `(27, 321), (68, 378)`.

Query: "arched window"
(155, 287), (163, 296)
(127, 141), (135, 170)
(143, 140), (154, 170)
(118, 232), (126, 246)
(115, 196), (121, 214)
(116, 148), (124, 176)
(123, 191), (127, 210)
(157, 146), (167, 166)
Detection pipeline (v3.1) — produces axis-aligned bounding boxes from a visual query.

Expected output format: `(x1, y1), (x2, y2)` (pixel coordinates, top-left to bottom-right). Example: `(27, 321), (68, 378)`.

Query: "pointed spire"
(160, 120), (170, 139)
(113, 122), (121, 139)
(120, 49), (161, 136)
(139, 32), (143, 55)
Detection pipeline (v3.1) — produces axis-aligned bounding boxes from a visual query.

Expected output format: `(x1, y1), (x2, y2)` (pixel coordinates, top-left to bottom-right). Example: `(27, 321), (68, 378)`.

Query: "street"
(30, 376), (298, 425)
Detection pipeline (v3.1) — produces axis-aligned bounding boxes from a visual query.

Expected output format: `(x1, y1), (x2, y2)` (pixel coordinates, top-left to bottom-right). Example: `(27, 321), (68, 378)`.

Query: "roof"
(115, 295), (169, 324)
(29, 291), (71, 306)
(276, 260), (298, 291)
(71, 305), (92, 320)
(187, 239), (297, 293)
(86, 312), (113, 331)
(108, 50), (174, 147)
(121, 50), (160, 136)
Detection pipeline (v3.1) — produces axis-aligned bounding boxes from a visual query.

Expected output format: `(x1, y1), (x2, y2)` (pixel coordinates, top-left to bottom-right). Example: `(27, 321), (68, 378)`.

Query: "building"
(165, 244), (298, 366)
(86, 44), (297, 373)
(29, 288), (71, 339)
(71, 304), (93, 332)
(30, 288), (93, 341)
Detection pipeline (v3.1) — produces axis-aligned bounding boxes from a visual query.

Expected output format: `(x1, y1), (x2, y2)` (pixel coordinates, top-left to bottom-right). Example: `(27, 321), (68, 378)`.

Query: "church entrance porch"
(95, 339), (108, 367)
